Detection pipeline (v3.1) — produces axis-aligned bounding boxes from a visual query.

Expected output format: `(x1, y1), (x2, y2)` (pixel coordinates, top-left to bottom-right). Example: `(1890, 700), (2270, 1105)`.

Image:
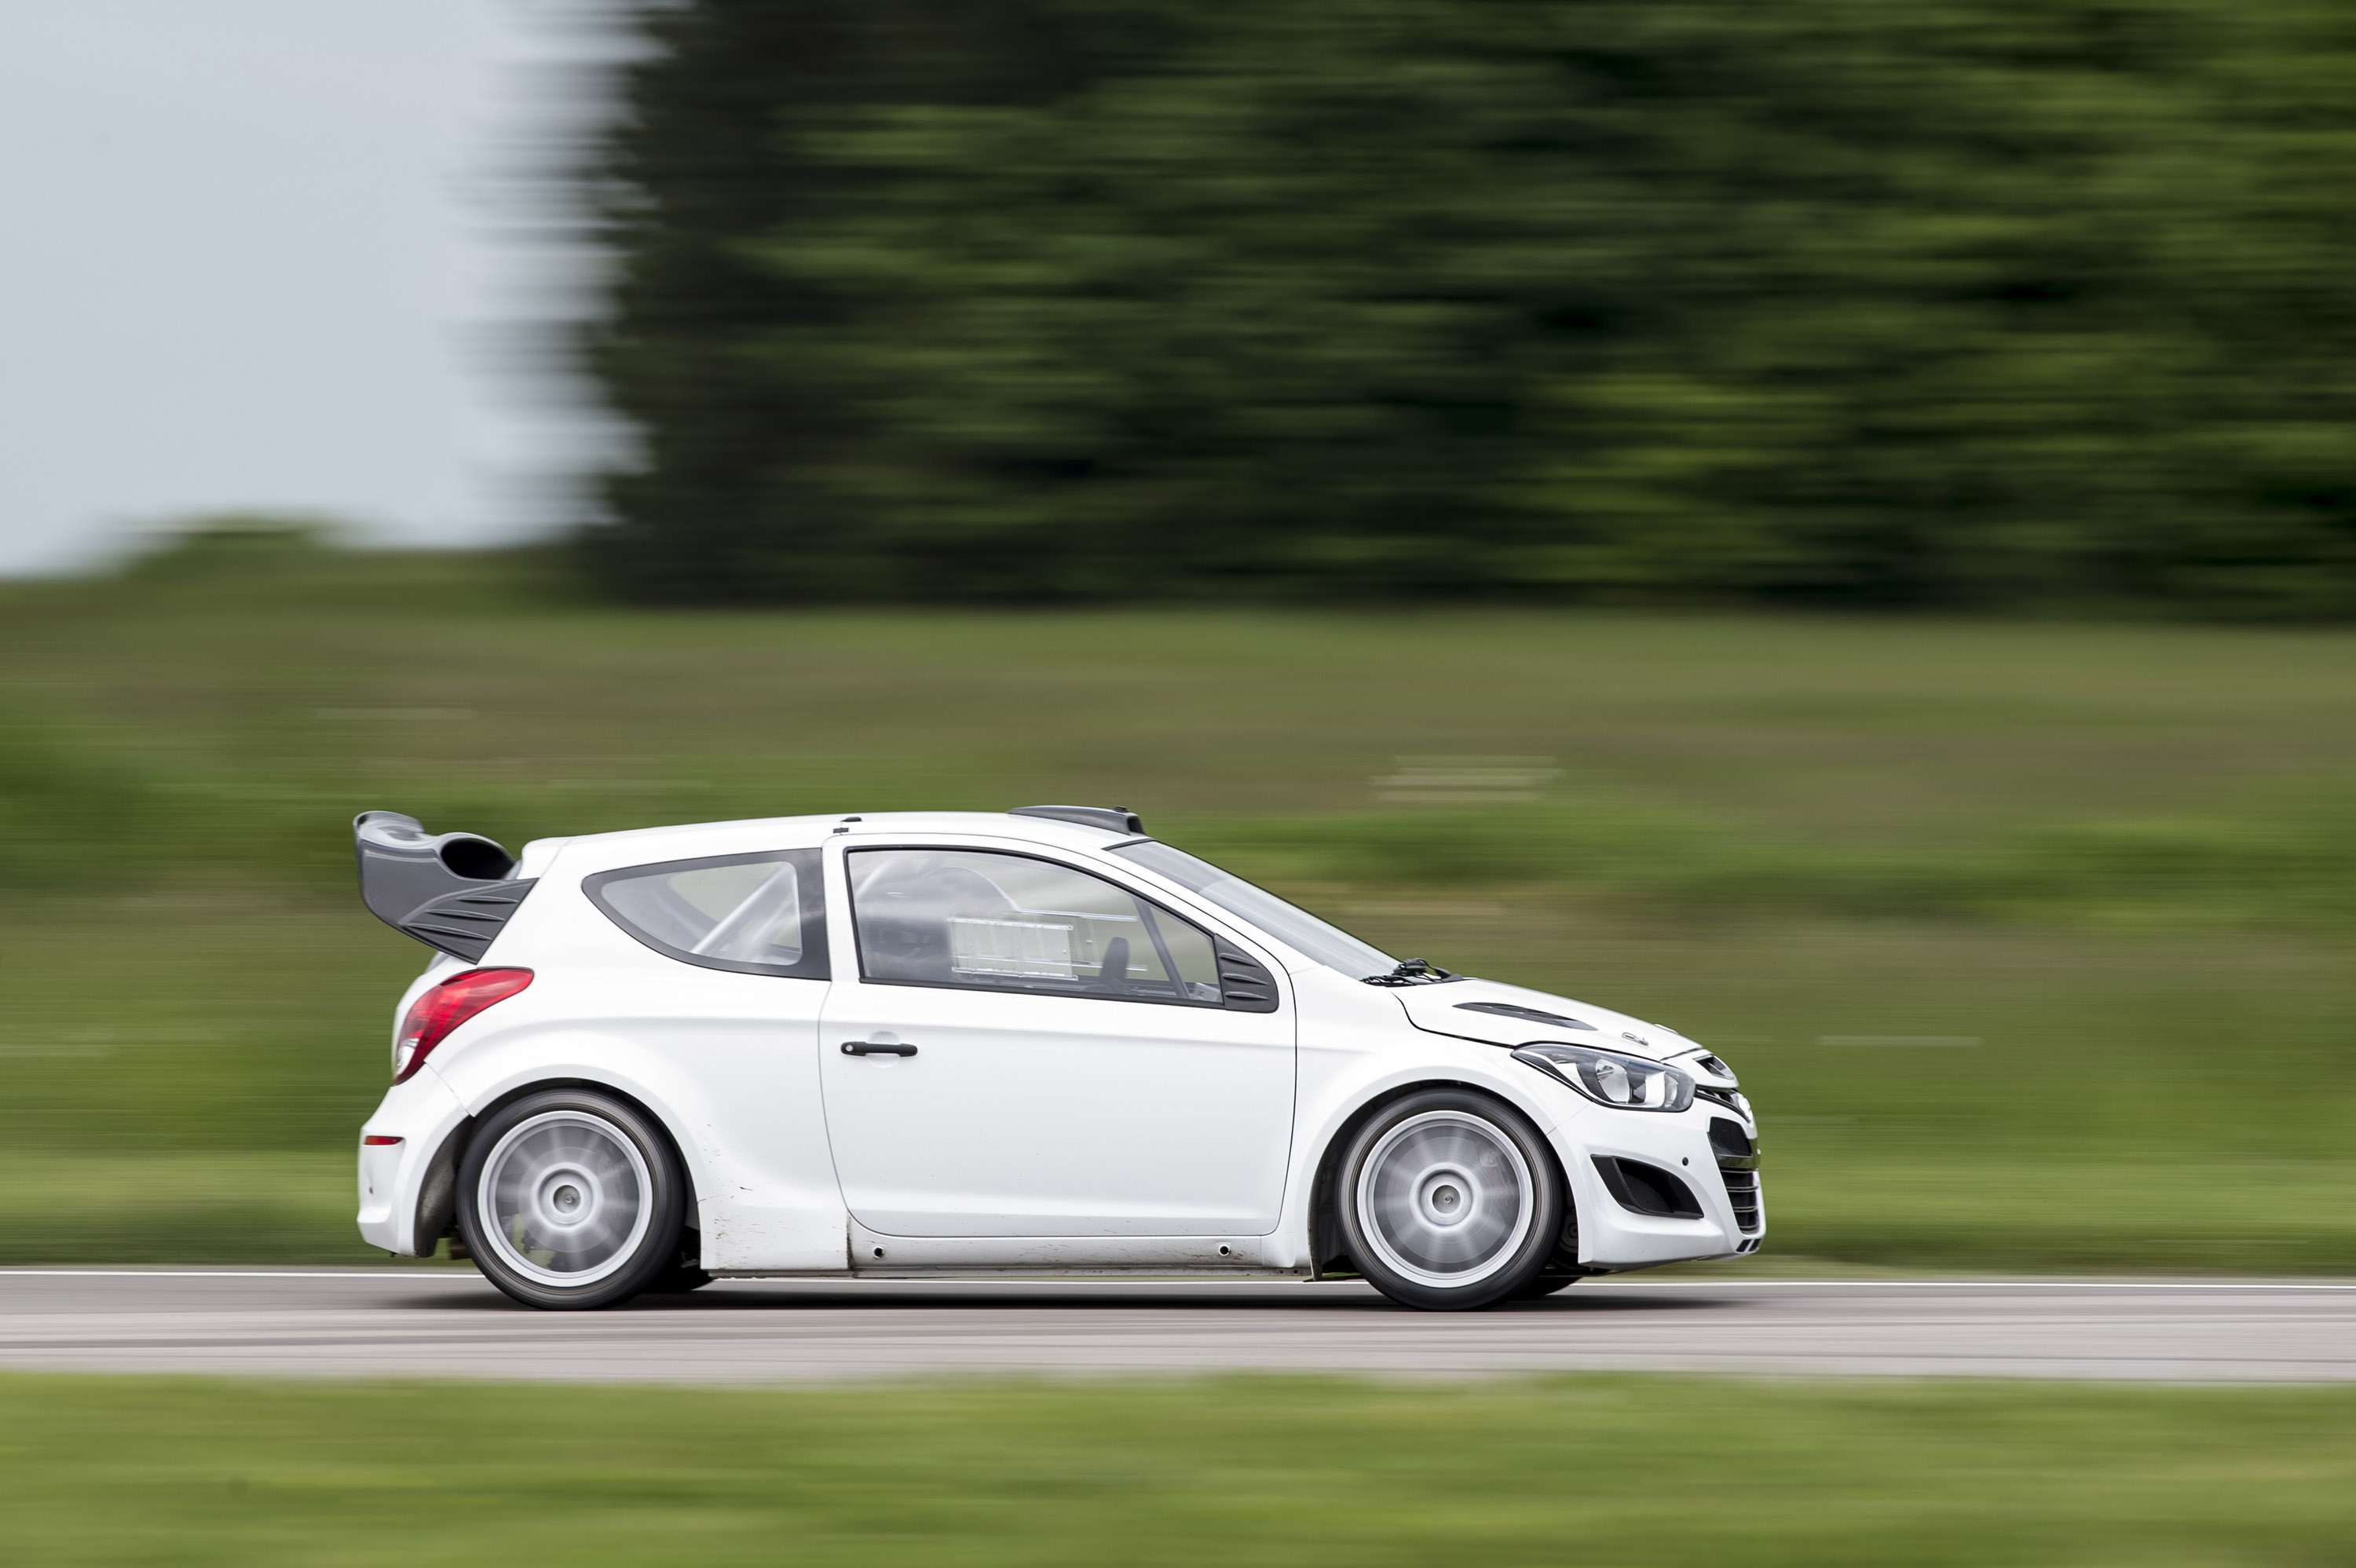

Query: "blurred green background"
(5, 0), (2354, 1273)
(3, 531), (2351, 1269)
(7, 1369), (2355, 1565)
(578, 0), (2356, 612)
(8, 3), (2356, 1559)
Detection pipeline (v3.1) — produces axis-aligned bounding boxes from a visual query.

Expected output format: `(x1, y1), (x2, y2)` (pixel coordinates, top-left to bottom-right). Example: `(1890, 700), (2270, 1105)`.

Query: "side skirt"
(837, 1226), (1286, 1273)
(711, 1267), (1317, 1281)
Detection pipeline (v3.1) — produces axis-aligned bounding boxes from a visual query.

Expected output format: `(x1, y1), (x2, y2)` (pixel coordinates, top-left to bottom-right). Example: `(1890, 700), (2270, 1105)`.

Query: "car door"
(817, 841), (1295, 1238)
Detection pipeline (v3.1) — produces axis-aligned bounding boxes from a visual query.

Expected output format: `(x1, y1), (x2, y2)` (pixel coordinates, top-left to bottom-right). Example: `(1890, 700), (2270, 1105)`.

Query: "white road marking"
(2, 1269), (2353, 1291)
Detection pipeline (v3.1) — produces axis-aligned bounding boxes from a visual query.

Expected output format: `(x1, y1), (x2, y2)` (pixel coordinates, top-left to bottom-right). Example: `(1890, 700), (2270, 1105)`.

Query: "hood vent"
(1454, 1000), (1596, 1032)
(354, 810), (537, 962)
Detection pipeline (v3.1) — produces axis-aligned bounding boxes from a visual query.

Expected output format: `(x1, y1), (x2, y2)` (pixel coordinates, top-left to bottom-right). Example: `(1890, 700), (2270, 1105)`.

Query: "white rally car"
(354, 805), (1761, 1311)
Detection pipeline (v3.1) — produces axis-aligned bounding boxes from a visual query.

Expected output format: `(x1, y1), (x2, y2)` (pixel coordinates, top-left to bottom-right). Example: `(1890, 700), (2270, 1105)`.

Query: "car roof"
(529, 810), (1145, 879)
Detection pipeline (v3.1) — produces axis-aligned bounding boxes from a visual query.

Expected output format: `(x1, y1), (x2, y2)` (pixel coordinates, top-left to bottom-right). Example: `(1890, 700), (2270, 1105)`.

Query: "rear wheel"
(1337, 1088), (1564, 1311)
(457, 1088), (687, 1311)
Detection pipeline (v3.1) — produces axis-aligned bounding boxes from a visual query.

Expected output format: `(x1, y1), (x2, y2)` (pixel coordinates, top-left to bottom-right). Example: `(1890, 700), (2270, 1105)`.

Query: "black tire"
(1336, 1087), (1564, 1312)
(457, 1087), (689, 1311)
(1518, 1273), (1583, 1299)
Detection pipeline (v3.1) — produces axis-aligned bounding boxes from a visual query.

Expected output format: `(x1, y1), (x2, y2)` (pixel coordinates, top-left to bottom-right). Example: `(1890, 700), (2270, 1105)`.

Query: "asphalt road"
(2, 1269), (2351, 1384)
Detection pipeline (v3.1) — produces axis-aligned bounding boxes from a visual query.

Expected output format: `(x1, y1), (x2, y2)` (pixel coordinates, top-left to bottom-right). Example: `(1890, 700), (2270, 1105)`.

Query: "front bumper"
(1550, 1097), (1764, 1270)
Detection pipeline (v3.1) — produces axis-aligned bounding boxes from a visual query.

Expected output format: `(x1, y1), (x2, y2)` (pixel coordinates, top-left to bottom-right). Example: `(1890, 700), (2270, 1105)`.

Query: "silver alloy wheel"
(476, 1110), (653, 1288)
(1354, 1109), (1535, 1288)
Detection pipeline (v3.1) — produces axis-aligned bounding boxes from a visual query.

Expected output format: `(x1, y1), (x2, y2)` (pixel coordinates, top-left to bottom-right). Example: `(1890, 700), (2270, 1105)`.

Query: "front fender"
(1270, 972), (1750, 1274)
(1266, 975), (1580, 1270)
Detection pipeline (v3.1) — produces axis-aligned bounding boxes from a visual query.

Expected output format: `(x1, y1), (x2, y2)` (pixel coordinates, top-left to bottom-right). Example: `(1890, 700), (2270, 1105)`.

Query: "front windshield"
(1110, 841), (1398, 978)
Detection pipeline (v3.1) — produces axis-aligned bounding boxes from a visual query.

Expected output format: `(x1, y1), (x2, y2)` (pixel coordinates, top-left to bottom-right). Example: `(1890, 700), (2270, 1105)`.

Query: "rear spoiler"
(354, 811), (537, 963)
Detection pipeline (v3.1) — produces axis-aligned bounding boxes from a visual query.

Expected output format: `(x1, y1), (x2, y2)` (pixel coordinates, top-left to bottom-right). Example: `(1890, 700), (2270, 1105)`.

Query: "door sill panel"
(844, 1226), (1276, 1270)
(708, 1267), (1316, 1281)
(859, 1266), (1311, 1280)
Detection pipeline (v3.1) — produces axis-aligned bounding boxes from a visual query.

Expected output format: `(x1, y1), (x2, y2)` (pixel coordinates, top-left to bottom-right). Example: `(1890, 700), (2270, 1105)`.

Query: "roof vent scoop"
(1008, 804), (1144, 835)
(353, 810), (537, 963)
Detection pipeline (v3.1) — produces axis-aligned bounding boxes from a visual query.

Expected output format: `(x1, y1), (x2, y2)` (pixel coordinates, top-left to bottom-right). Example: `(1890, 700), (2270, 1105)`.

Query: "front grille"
(1709, 1116), (1763, 1234)
(1720, 1167), (1762, 1233)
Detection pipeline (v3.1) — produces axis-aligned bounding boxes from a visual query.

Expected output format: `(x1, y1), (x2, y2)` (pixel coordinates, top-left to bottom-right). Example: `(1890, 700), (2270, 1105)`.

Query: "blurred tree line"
(576, 0), (2356, 611)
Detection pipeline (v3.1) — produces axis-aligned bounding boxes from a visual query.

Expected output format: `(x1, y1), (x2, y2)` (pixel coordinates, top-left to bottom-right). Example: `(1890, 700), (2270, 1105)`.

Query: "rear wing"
(354, 811), (537, 963)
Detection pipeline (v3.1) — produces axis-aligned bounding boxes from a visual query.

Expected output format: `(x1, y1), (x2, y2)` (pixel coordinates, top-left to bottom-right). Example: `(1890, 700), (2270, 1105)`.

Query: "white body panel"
(819, 983), (1296, 1237)
(357, 810), (1762, 1278)
(815, 833), (1296, 1241)
(1391, 975), (1699, 1058)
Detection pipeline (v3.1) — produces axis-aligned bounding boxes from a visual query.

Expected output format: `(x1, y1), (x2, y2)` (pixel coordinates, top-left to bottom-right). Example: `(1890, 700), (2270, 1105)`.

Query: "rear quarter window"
(584, 849), (829, 979)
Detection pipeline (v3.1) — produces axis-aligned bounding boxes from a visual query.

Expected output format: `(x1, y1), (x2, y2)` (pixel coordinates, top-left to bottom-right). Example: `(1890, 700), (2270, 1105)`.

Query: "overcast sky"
(0, 2), (631, 576)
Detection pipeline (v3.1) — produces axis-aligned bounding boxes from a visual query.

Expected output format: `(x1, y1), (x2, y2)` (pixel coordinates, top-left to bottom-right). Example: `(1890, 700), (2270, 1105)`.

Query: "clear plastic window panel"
(850, 848), (1221, 1003)
(598, 859), (803, 964)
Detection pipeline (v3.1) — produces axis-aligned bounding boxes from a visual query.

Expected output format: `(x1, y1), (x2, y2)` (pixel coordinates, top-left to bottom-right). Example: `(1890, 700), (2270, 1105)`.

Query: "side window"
(586, 849), (829, 979)
(849, 848), (1224, 1006)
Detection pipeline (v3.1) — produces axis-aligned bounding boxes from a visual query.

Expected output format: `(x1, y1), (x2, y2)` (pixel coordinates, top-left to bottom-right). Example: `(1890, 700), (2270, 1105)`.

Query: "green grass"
(3, 545), (2355, 1269)
(2, 1371), (2353, 1566)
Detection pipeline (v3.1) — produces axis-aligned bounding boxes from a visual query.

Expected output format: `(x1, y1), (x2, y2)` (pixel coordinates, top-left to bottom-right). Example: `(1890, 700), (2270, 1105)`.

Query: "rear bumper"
(356, 1068), (468, 1255)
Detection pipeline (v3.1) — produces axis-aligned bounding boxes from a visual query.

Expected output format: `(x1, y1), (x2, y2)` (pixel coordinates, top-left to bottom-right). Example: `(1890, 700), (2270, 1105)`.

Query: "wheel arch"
(412, 1075), (703, 1257)
(1307, 1076), (1578, 1278)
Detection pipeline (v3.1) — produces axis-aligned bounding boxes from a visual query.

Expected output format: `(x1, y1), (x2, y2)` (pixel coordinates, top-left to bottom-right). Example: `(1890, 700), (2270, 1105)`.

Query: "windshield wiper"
(1363, 957), (1460, 986)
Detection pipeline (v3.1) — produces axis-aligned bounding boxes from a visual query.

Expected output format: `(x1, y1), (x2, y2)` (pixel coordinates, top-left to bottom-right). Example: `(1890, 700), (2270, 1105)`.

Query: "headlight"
(1513, 1042), (1695, 1112)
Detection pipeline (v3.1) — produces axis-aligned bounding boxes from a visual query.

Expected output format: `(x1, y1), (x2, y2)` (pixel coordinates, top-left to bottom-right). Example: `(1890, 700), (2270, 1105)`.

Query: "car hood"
(1390, 976), (1702, 1062)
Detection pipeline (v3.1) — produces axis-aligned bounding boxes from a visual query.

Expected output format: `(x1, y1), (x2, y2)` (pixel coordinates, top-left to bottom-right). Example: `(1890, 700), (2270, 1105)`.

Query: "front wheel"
(1337, 1088), (1564, 1311)
(456, 1088), (688, 1310)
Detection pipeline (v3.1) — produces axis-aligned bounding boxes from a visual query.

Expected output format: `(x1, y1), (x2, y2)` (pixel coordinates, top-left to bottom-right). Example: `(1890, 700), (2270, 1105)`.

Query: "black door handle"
(840, 1040), (918, 1057)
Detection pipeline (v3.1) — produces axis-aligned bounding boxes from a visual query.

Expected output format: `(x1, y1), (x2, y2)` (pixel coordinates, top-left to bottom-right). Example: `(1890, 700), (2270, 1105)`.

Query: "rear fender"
(424, 1019), (851, 1274)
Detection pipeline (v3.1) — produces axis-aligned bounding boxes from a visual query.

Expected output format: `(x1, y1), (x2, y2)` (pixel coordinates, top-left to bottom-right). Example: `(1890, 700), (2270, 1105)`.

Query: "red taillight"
(393, 967), (532, 1084)
(361, 1135), (404, 1146)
